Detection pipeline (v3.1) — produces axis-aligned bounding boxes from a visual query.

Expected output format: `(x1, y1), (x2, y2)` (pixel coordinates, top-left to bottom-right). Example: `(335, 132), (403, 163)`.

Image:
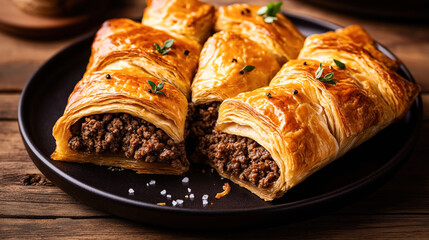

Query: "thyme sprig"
(257, 1), (283, 23)
(147, 80), (166, 96)
(315, 63), (338, 85)
(154, 39), (174, 55)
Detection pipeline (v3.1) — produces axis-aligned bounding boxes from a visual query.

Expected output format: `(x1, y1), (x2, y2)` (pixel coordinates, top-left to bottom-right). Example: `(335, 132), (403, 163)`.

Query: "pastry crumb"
(215, 183), (231, 199)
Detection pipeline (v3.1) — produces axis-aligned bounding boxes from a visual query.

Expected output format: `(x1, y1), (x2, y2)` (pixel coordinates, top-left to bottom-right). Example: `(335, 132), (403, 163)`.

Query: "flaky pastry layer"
(52, 67), (188, 175)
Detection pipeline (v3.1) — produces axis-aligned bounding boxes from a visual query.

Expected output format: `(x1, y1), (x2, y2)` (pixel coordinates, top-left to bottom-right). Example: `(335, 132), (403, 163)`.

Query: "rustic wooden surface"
(1, 0), (428, 238)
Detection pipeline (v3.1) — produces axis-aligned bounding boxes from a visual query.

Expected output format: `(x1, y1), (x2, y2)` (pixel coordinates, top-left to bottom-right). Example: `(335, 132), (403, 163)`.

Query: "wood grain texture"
(1, 214), (429, 239)
(0, 0), (428, 238)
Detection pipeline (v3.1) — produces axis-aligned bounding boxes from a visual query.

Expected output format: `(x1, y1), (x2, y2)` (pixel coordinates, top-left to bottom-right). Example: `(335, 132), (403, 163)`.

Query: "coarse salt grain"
(172, 200), (177, 207)
(202, 199), (208, 206)
(189, 193), (195, 200)
(160, 189), (166, 196)
(182, 177), (189, 183)
(149, 180), (156, 186)
(202, 194), (209, 200)
(166, 194), (172, 200)
(128, 188), (135, 195)
(176, 199), (184, 205)
(187, 188), (191, 193)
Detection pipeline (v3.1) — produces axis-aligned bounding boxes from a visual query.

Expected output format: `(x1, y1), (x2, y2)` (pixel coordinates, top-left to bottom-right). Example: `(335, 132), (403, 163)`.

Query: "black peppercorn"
(184, 50), (190, 55)
(232, 58), (237, 63)
(105, 74), (111, 79)
(266, 92), (272, 98)
(241, 10), (245, 15)
(245, 8), (251, 13)
(303, 61), (307, 66)
(292, 89), (298, 95)
(329, 66), (333, 69)
(239, 70), (244, 74)
(148, 89), (152, 93)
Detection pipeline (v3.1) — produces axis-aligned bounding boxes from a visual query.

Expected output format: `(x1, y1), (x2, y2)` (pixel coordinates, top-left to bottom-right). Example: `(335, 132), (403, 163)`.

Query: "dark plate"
(18, 13), (422, 229)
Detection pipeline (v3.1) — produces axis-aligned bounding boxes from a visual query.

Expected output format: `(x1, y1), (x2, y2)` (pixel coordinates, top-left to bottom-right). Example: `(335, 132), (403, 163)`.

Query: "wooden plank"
(0, 214), (428, 239)
(0, 122), (28, 161)
(0, 93), (19, 119)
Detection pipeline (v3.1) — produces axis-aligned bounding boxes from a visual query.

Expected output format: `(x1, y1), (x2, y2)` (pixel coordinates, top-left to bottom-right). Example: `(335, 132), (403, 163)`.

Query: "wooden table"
(1, 0), (428, 238)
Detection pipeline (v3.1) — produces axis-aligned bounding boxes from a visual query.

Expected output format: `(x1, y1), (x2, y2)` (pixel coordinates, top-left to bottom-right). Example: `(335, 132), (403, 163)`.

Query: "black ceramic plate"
(18, 13), (422, 229)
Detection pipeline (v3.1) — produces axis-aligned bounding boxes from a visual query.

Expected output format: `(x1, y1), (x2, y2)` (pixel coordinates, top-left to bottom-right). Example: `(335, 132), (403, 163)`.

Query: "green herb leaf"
(256, 6), (267, 15)
(264, 16), (277, 23)
(242, 65), (256, 73)
(155, 90), (166, 96)
(333, 59), (346, 69)
(164, 39), (174, 48)
(315, 63), (324, 79)
(161, 48), (171, 55)
(324, 72), (334, 80)
(319, 78), (338, 85)
(147, 80), (157, 91)
(157, 82), (165, 90)
(154, 39), (174, 55)
(257, 1), (283, 23)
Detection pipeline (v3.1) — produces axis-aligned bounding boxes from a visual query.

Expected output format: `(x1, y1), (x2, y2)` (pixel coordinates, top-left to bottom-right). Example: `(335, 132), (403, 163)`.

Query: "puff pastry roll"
(200, 27), (420, 201)
(191, 31), (280, 105)
(215, 3), (305, 65)
(86, 18), (201, 99)
(142, 0), (215, 44)
(51, 67), (189, 175)
(188, 30), (281, 157)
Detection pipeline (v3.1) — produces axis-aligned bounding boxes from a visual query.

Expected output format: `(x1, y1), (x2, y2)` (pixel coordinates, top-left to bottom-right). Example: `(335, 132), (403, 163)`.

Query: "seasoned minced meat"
(187, 102), (220, 139)
(68, 113), (188, 169)
(199, 130), (279, 188)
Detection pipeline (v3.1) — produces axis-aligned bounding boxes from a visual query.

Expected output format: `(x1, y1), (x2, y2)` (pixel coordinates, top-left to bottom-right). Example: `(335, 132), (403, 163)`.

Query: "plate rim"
(17, 12), (423, 218)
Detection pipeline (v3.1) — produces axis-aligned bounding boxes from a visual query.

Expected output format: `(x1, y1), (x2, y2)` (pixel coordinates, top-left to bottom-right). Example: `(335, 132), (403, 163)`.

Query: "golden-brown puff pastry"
(191, 31), (280, 105)
(298, 25), (417, 122)
(142, 0), (215, 45)
(215, 3), (305, 65)
(51, 67), (189, 175)
(212, 26), (420, 201)
(86, 18), (201, 99)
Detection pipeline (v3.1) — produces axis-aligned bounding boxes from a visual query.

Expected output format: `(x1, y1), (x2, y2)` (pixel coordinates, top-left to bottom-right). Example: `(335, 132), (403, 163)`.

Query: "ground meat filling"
(199, 130), (280, 188)
(68, 113), (188, 169)
(187, 102), (221, 139)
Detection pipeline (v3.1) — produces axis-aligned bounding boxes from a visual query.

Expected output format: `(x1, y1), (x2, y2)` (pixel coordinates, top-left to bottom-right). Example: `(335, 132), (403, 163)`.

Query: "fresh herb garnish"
(315, 63), (338, 85)
(333, 59), (346, 69)
(257, 1), (283, 23)
(241, 65), (256, 73)
(154, 39), (174, 55)
(147, 80), (166, 96)
(315, 63), (324, 79)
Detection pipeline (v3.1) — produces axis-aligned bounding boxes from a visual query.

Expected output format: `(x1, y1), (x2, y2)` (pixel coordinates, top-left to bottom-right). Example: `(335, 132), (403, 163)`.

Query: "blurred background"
(0, 0), (428, 93)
